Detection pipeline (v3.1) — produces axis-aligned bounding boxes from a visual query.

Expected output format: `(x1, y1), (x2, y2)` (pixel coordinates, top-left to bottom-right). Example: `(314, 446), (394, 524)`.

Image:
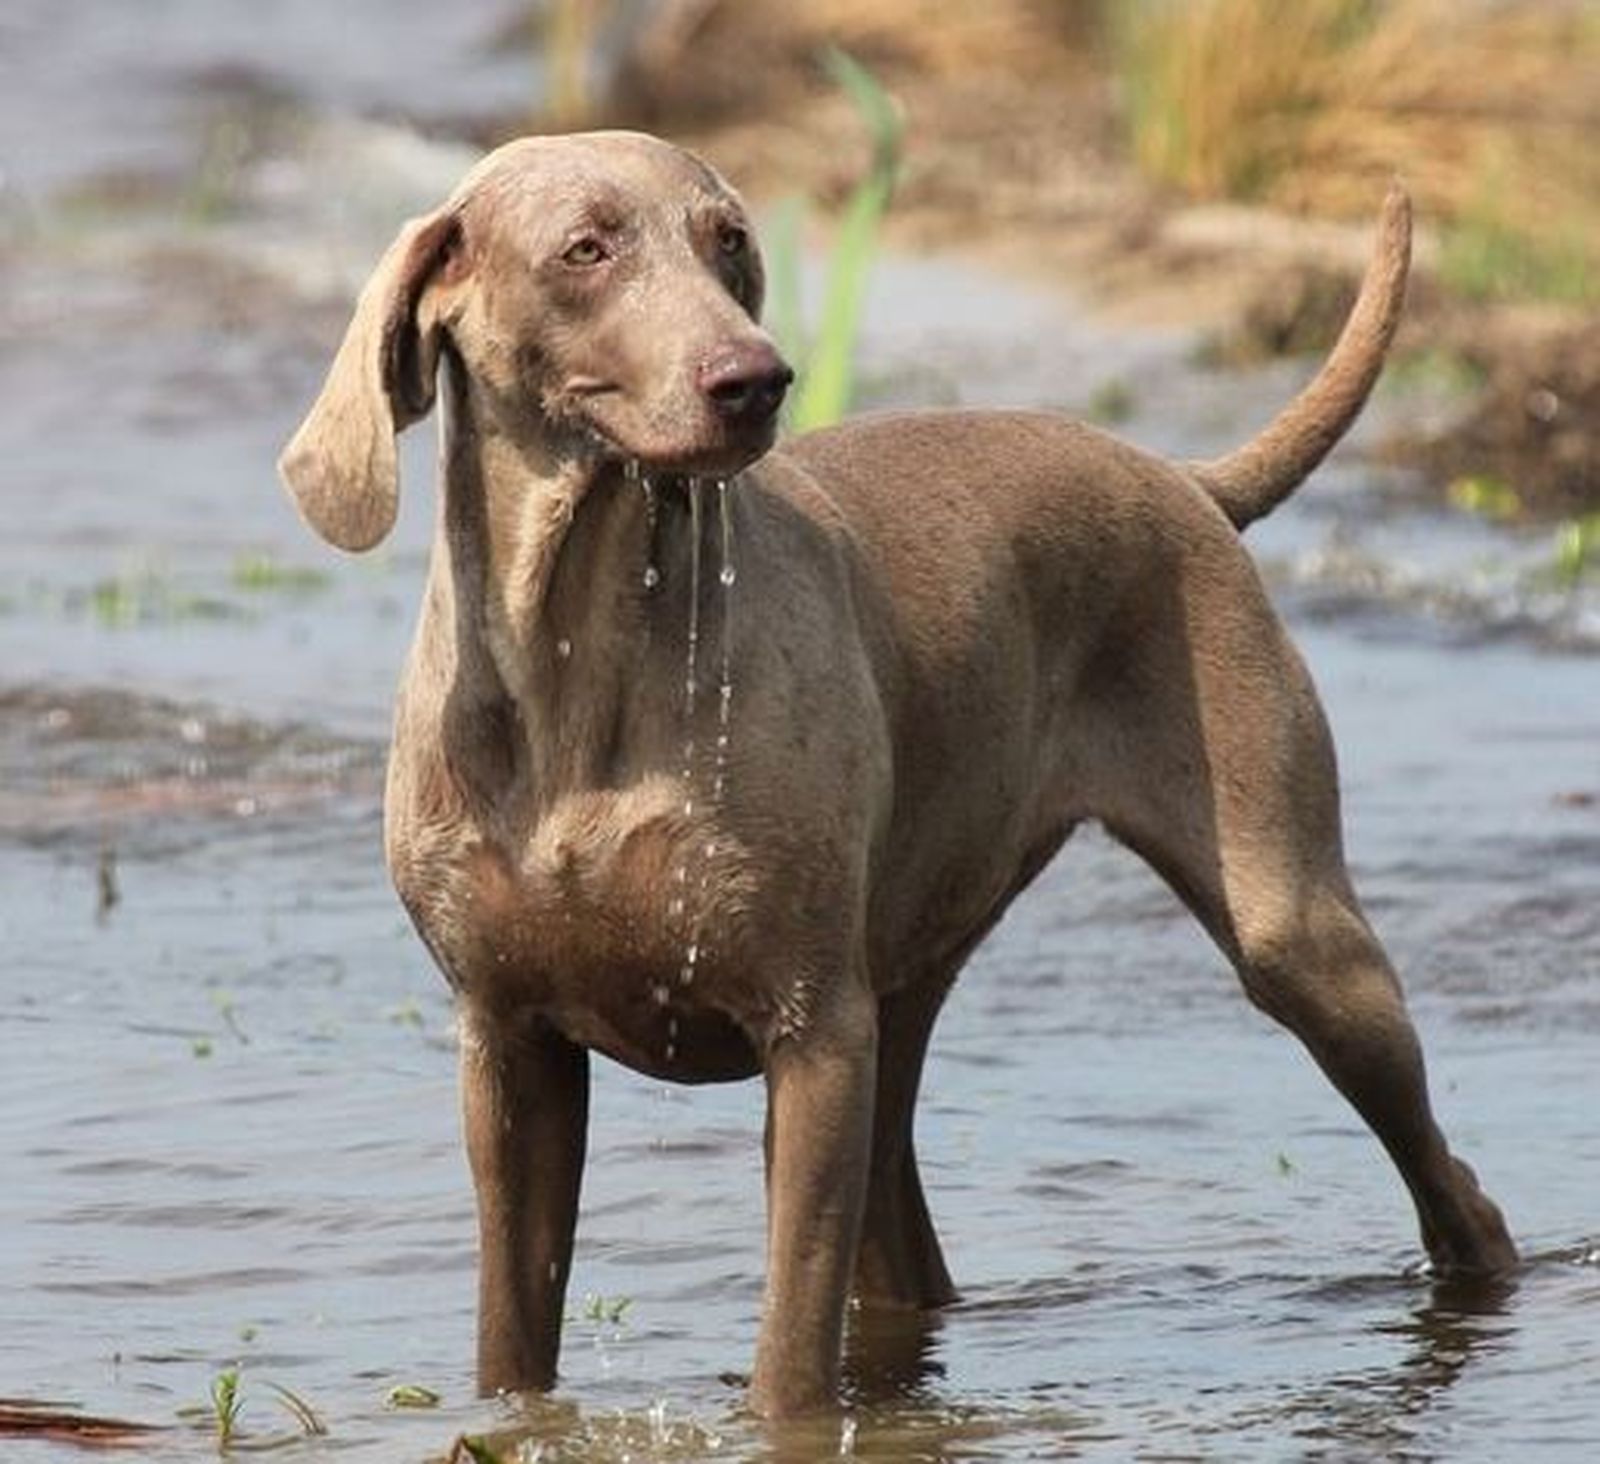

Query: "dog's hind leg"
(1089, 582), (1516, 1278)
(1209, 871), (1515, 1276)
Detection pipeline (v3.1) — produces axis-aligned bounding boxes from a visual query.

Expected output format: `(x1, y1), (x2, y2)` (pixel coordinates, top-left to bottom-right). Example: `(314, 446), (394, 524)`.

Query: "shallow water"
(3, 6), (1597, 1461)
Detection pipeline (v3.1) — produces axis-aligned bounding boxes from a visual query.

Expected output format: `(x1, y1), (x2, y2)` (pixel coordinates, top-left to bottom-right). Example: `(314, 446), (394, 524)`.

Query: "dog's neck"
(427, 357), (722, 804)
(434, 357), (624, 698)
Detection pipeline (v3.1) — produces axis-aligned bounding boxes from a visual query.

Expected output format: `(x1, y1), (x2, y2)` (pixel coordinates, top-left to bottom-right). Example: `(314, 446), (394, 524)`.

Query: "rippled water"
(2, 5), (1597, 1460)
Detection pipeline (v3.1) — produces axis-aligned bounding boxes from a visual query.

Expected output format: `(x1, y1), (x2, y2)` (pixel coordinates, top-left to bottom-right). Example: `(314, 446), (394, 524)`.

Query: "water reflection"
(1280, 1271), (1518, 1453)
(843, 1303), (949, 1406)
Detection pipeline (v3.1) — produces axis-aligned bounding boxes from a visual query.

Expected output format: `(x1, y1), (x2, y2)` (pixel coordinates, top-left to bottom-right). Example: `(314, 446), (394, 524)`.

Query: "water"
(665, 473), (738, 1023)
(675, 478), (706, 1009)
(630, 461), (663, 593)
(2, 5), (1598, 1460)
(714, 478), (736, 808)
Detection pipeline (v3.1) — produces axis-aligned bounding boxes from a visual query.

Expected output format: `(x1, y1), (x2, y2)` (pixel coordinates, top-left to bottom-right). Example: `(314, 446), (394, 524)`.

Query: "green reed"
(769, 49), (903, 434)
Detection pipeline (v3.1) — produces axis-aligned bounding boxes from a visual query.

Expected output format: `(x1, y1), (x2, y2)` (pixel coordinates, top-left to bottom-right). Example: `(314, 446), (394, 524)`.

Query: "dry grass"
(1115, 0), (1600, 299)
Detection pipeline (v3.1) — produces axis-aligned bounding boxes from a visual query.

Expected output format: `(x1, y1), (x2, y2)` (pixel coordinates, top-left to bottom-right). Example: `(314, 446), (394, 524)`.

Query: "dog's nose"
(699, 342), (794, 424)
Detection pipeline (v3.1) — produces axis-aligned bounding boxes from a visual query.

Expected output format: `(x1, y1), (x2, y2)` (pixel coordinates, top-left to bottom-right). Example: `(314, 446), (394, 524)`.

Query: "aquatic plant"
(1448, 478), (1600, 589)
(1553, 513), (1600, 589)
(385, 1382), (442, 1409)
(96, 844), (120, 922)
(577, 1291), (633, 1326)
(767, 49), (903, 433)
(184, 1365), (325, 1452)
(209, 1366), (243, 1452)
(1086, 377), (1137, 425)
(82, 566), (236, 628)
(1448, 474), (1521, 524)
(1440, 193), (1596, 306)
(264, 1383), (325, 1437)
(543, 0), (601, 127)
(231, 551), (331, 595)
(450, 1435), (506, 1464)
(1113, 0), (1375, 201)
(1111, 0), (1600, 305)
(183, 118), (252, 226)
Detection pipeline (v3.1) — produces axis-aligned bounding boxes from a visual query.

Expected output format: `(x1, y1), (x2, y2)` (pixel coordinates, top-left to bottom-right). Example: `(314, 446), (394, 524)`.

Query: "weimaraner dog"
(280, 132), (1516, 1416)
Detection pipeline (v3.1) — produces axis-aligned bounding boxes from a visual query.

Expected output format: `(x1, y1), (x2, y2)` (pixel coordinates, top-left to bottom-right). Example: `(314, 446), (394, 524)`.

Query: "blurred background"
(1, 3), (1596, 1460)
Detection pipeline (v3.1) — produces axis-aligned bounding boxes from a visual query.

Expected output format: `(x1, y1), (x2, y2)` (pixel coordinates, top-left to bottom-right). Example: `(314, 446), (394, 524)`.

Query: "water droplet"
(637, 462), (661, 592)
(652, 983), (670, 1006)
(555, 637), (572, 659)
(719, 563), (737, 587)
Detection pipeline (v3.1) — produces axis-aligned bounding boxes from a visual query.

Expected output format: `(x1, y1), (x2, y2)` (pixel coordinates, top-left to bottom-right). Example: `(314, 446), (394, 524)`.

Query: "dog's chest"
(395, 780), (767, 1080)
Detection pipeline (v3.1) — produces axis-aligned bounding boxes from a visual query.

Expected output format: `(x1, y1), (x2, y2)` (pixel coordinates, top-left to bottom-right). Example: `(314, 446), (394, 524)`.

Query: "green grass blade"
(788, 173), (892, 433)
(787, 49), (901, 434)
(765, 194), (809, 368)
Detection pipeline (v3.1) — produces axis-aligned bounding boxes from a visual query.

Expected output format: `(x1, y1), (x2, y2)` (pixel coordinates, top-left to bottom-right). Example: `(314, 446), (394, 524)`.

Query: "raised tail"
(1190, 183), (1412, 530)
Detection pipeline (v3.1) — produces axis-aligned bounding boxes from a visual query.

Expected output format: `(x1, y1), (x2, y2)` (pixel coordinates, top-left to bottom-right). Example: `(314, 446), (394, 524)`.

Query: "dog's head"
(279, 131), (791, 550)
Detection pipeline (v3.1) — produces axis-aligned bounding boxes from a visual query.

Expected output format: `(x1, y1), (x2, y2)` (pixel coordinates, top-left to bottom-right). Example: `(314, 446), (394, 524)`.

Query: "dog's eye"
(717, 224), (747, 257)
(562, 236), (608, 267)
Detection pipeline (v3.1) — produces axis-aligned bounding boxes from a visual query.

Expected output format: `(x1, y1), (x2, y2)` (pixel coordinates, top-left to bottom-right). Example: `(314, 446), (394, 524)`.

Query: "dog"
(279, 131), (1516, 1417)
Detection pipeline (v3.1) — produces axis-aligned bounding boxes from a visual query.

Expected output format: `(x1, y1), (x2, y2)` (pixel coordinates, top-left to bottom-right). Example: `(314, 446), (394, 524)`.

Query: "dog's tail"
(1188, 182), (1412, 531)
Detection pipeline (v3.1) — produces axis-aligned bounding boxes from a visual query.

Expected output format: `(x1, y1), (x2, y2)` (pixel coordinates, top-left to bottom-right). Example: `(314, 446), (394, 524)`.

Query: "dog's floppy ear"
(279, 210), (462, 551)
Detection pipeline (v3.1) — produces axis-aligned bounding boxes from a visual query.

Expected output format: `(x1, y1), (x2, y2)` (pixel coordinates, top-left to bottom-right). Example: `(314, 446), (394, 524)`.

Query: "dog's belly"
(394, 781), (766, 1083)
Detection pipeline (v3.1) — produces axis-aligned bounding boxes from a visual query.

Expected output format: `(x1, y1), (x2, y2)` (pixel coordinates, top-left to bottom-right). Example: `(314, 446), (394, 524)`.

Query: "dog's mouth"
(552, 370), (787, 477)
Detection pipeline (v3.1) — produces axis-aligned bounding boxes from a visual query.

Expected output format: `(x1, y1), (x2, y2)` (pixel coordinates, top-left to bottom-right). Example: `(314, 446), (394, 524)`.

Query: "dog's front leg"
(748, 980), (878, 1417)
(459, 1007), (590, 1396)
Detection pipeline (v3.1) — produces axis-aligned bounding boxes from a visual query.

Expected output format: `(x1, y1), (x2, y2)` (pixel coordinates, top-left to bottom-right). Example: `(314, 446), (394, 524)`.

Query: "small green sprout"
(386, 1383), (442, 1409)
(210, 1366), (243, 1451)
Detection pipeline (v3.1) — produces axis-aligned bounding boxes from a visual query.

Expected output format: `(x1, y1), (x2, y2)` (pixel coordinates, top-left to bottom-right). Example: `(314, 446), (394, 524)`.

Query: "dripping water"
(628, 458), (662, 592)
(639, 470), (739, 1061)
(713, 477), (736, 806)
(674, 477), (706, 1014)
(682, 476), (704, 808)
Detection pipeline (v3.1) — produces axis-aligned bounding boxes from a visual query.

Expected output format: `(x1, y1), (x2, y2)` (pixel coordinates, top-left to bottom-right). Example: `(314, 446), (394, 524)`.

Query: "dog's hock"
(278, 211), (462, 552)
